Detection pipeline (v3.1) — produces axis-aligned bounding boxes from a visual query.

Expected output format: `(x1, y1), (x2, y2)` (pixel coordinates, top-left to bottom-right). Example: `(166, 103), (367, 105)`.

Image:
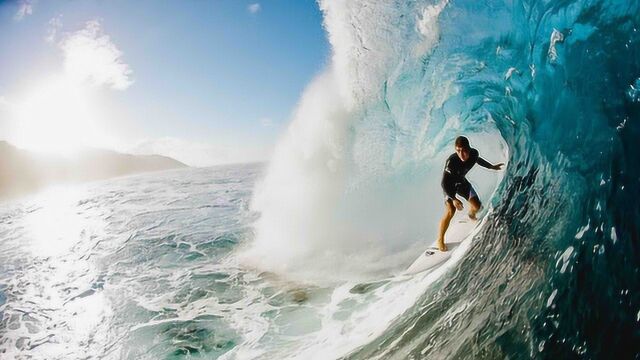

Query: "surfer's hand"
(492, 163), (505, 170)
(453, 199), (463, 211)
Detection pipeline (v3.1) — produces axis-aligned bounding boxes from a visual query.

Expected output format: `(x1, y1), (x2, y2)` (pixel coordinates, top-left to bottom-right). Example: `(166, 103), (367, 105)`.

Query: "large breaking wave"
(246, 0), (640, 357)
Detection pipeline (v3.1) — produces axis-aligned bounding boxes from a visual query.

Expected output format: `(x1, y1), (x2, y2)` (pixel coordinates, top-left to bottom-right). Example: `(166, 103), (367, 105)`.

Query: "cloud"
(60, 20), (133, 90)
(248, 3), (261, 14)
(45, 15), (63, 43)
(14, 0), (34, 21)
(259, 117), (274, 127)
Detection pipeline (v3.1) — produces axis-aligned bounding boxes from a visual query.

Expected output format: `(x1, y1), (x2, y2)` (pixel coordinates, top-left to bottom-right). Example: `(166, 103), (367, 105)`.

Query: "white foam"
(548, 29), (564, 63)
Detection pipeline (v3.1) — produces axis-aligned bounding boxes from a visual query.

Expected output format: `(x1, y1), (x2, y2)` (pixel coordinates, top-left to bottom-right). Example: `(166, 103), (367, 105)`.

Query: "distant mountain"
(0, 141), (188, 199)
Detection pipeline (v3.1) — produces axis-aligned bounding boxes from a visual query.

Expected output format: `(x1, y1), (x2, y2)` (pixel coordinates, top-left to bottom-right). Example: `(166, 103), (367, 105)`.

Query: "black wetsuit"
(441, 148), (492, 201)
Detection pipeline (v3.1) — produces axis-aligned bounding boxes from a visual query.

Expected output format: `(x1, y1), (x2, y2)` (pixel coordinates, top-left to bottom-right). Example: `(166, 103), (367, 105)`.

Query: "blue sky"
(0, 0), (329, 165)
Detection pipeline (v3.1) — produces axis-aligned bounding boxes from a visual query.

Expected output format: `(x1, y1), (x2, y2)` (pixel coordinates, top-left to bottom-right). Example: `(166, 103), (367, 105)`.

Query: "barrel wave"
(248, 0), (640, 358)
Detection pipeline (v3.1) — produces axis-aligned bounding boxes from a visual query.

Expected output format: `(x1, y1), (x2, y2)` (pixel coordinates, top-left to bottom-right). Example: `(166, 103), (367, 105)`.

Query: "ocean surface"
(2, 0), (640, 358)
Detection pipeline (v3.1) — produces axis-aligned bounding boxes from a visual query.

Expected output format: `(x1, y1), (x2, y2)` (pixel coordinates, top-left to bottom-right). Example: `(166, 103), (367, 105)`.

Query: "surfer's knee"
(470, 196), (482, 211)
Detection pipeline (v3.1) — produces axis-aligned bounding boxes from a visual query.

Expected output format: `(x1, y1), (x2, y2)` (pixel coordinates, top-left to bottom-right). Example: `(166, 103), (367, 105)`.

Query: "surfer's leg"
(468, 196), (481, 220)
(463, 182), (481, 220)
(437, 199), (456, 251)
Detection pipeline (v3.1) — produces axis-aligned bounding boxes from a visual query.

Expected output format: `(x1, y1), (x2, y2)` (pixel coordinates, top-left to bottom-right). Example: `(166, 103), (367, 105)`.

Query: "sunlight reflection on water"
(0, 183), (115, 358)
(23, 185), (90, 257)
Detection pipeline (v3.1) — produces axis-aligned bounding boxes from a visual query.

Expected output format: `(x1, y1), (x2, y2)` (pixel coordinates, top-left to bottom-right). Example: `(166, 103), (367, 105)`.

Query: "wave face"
(249, 0), (640, 357)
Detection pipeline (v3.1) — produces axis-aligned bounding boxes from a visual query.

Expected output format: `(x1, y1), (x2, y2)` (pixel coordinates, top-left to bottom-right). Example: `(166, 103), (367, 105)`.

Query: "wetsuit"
(441, 148), (492, 202)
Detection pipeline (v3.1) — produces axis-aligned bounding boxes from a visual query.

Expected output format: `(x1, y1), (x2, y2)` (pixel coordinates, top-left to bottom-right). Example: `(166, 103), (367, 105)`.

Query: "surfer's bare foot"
(437, 239), (447, 252)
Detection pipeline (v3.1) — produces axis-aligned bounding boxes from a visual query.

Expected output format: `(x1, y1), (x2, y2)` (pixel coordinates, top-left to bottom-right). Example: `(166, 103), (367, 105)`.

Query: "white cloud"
(60, 20), (133, 90)
(14, 0), (34, 21)
(248, 3), (261, 14)
(259, 117), (274, 127)
(45, 15), (63, 43)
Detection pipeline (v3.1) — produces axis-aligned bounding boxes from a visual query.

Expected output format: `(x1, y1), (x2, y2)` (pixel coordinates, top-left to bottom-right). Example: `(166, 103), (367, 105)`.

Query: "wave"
(245, 0), (640, 357)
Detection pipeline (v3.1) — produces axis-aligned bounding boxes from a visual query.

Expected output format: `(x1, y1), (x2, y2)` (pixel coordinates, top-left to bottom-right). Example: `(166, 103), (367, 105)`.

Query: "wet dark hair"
(455, 136), (470, 149)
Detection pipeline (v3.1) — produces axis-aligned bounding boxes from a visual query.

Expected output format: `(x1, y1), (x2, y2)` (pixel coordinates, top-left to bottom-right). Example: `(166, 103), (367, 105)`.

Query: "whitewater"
(2, 0), (640, 358)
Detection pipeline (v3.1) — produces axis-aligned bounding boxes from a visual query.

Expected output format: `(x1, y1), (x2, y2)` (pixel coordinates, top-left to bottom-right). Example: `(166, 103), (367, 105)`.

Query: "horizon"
(0, 0), (329, 167)
(0, 138), (272, 170)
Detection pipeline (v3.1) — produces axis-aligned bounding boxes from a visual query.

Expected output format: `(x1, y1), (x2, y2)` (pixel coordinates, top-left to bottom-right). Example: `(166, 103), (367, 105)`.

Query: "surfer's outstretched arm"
(477, 157), (504, 170)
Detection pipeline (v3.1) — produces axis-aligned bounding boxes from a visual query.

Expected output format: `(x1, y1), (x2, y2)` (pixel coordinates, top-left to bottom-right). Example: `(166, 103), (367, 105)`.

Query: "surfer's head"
(455, 136), (471, 161)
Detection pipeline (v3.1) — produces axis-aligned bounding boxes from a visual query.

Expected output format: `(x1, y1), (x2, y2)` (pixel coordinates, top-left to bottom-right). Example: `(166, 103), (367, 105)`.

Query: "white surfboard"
(404, 215), (478, 275)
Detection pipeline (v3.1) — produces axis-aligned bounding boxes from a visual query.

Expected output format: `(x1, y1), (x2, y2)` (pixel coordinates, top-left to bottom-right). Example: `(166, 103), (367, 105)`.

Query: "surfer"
(437, 136), (503, 251)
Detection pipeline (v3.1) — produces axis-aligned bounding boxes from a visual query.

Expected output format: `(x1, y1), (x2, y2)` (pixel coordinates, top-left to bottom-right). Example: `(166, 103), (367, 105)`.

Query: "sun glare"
(11, 76), (106, 157)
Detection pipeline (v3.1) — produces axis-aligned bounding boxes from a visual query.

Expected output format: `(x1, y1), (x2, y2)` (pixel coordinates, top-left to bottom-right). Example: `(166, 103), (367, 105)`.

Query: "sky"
(0, 0), (329, 166)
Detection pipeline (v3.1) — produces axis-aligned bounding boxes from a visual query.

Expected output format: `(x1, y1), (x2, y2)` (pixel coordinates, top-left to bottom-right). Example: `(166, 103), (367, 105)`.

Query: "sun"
(11, 75), (107, 157)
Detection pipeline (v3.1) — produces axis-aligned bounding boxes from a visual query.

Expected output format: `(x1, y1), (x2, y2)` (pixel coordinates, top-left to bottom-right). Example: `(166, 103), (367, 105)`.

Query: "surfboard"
(404, 215), (478, 275)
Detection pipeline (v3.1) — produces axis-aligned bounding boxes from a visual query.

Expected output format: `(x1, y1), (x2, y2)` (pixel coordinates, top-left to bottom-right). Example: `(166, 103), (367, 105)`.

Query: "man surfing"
(437, 136), (503, 251)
